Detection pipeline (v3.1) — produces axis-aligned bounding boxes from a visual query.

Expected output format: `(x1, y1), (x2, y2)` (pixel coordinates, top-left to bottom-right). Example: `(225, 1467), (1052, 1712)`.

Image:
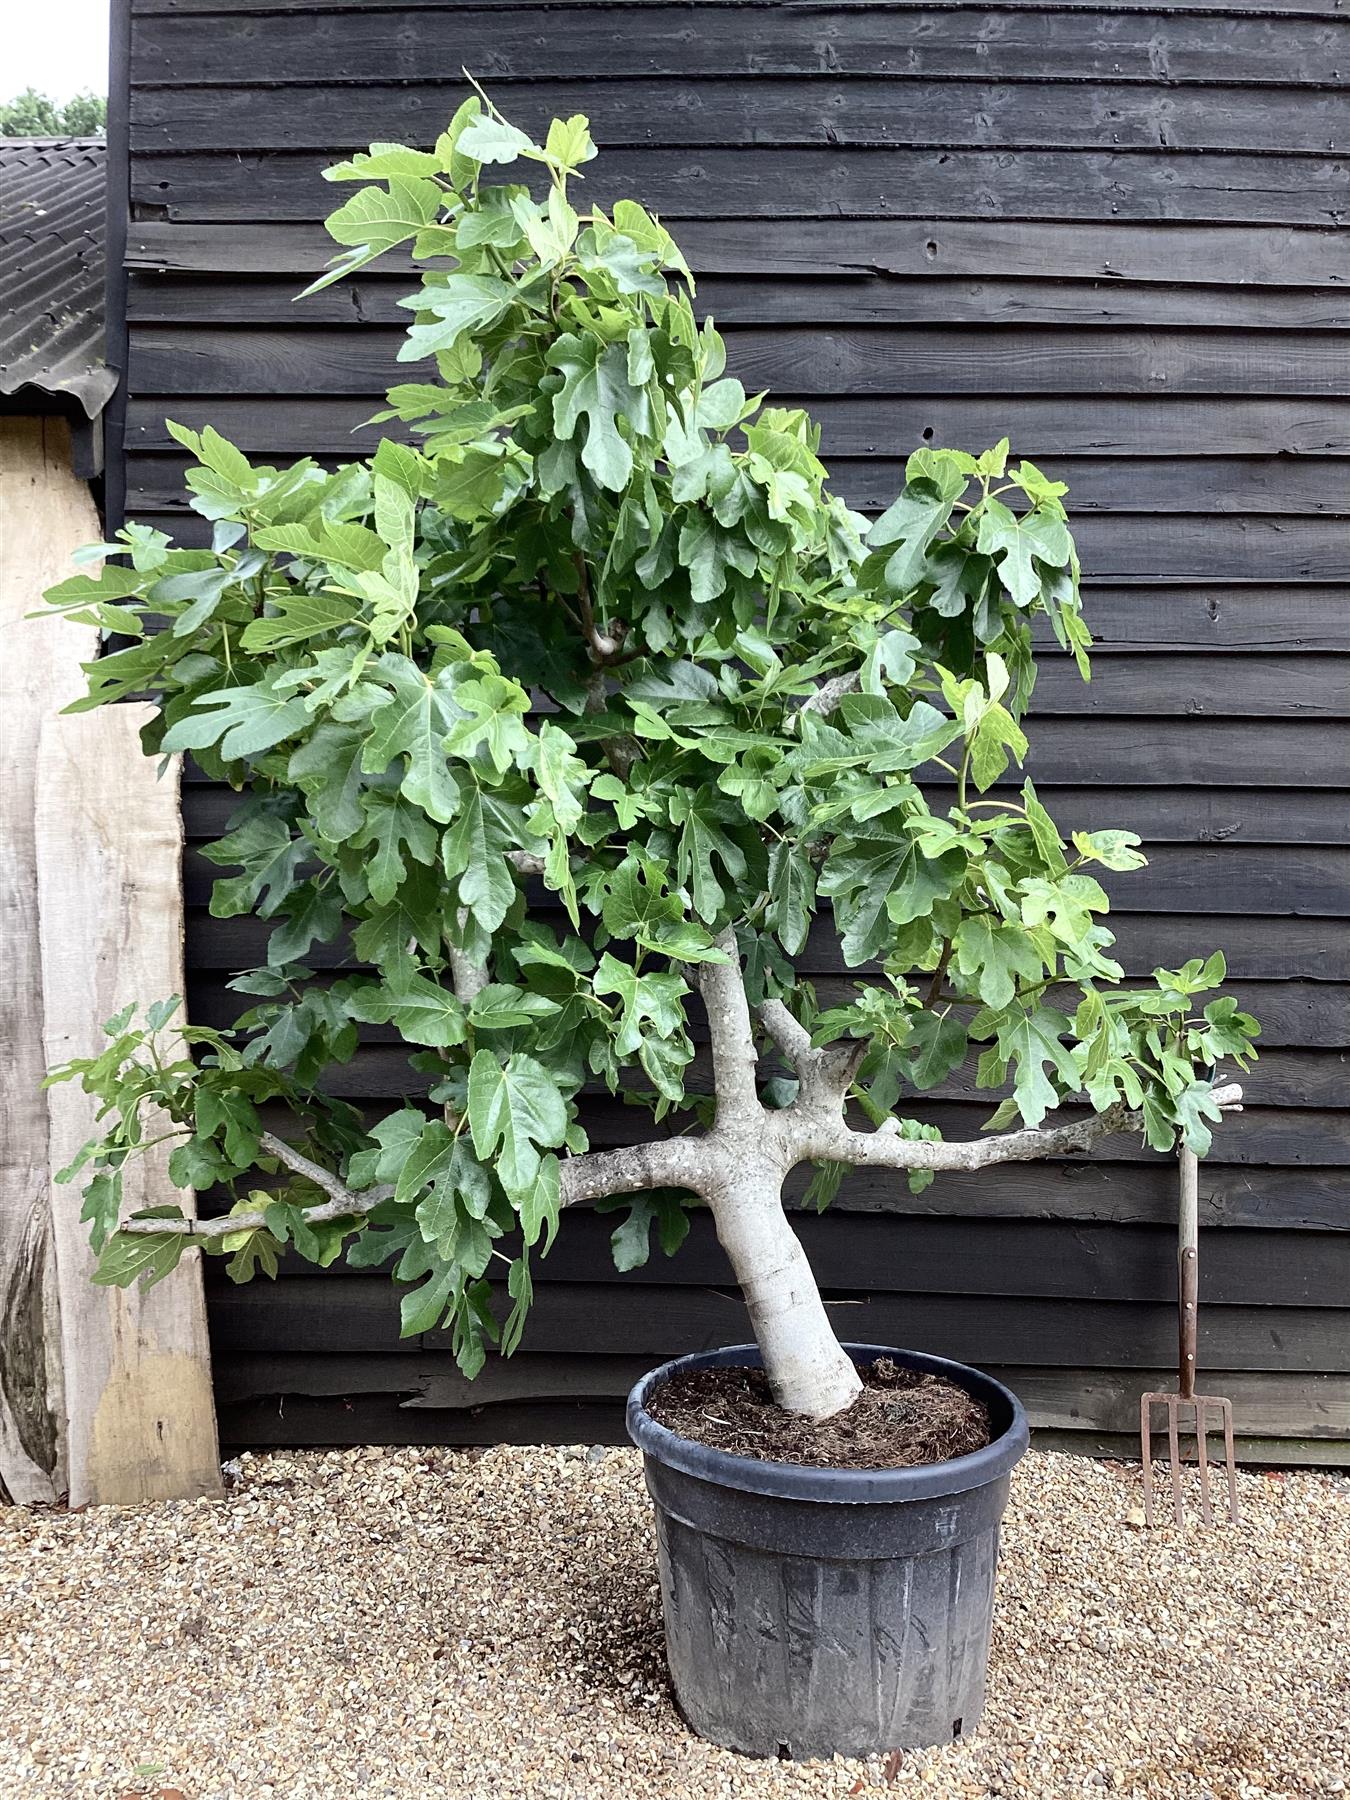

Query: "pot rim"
(626, 1343), (1029, 1505)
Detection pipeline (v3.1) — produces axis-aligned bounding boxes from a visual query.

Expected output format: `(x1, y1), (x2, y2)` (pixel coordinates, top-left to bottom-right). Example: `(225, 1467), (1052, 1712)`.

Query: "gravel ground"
(1, 1446), (1345, 1800)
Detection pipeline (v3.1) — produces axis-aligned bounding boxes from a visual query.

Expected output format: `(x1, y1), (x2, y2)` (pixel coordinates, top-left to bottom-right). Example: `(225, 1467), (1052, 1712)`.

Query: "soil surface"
(646, 1357), (992, 1469)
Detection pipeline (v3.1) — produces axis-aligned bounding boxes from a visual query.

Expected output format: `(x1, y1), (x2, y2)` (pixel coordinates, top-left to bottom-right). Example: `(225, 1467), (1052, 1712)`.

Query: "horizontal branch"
(117, 1133), (394, 1239)
(793, 1084), (1243, 1174)
(116, 1132), (709, 1241)
(559, 1137), (708, 1206)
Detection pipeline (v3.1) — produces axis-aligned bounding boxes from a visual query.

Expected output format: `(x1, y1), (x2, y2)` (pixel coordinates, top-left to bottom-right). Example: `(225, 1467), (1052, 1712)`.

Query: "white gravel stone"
(1, 1448), (1345, 1798)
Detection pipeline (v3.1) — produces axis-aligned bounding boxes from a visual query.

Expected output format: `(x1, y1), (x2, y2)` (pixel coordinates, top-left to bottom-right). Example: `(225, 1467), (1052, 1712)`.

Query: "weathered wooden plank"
(184, 906), (1350, 988)
(124, 271), (1350, 335)
(1062, 588), (1350, 652)
(211, 1352), (1350, 1443)
(184, 935), (1342, 1098)
(35, 704), (222, 1507)
(232, 1212), (1350, 1304)
(190, 1142), (1349, 1231)
(125, 323), (1350, 400)
(209, 1392), (1350, 1461)
(129, 147), (1350, 227)
(104, 545), (1333, 652)
(121, 444), (1350, 519)
(132, 0), (1350, 18)
(181, 838), (1350, 916)
(128, 7), (1344, 85)
(793, 916), (1350, 983)
(291, 1047), (1348, 1154)
(128, 78), (1347, 157)
(1030, 1428), (1349, 1466)
(124, 218), (1349, 286)
(123, 393), (1350, 457)
(124, 497), (1350, 583)
(802, 1161), (1350, 1230)
(205, 1278), (1350, 1369)
(0, 418), (92, 1504)
(180, 780), (1350, 847)
(526, 1216), (1350, 1303)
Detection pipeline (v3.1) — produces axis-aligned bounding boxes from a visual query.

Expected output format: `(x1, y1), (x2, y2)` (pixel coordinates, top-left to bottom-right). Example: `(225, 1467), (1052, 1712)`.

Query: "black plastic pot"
(626, 1342), (1029, 1759)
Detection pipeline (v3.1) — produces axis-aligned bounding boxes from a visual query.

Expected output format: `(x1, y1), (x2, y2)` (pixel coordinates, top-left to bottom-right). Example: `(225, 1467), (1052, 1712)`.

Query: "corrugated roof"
(1, 137), (115, 419)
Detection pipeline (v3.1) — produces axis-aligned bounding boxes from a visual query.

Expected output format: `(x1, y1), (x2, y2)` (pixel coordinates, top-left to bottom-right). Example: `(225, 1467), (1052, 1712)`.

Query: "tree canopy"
(44, 93), (1257, 1379)
(1, 89), (106, 136)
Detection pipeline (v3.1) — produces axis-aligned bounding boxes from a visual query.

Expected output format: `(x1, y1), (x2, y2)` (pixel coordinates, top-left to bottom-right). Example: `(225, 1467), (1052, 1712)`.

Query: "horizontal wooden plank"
(1029, 1428), (1349, 1465)
(171, 715), (1350, 791)
(525, 1216), (1350, 1303)
(797, 1162), (1350, 1229)
(124, 271), (1350, 334)
(234, 1035), (1344, 1152)
(210, 1392), (1350, 1462)
(184, 955), (1346, 1100)
(1057, 588), (1350, 650)
(131, 0), (1350, 19)
(162, 653), (1347, 721)
(232, 1212), (1350, 1305)
(123, 218), (1349, 286)
(433, 1077), (1335, 1157)
(211, 1352), (1350, 1442)
(184, 906), (1350, 986)
(128, 78), (1347, 158)
(123, 393), (1350, 457)
(123, 500), (1350, 583)
(204, 1277), (1350, 1368)
(126, 323), (1350, 400)
(190, 1099), (1348, 1225)
(180, 842), (1350, 918)
(794, 915), (1350, 983)
(122, 447), (1350, 519)
(128, 8), (1343, 86)
(179, 780), (1350, 846)
(129, 147), (1350, 227)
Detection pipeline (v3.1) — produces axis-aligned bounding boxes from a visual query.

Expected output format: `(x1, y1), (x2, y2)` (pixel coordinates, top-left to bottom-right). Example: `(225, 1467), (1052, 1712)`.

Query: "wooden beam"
(0, 418), (85, 1504)
(1, 416), (217, 1508)
(35, 702), (222, 1505)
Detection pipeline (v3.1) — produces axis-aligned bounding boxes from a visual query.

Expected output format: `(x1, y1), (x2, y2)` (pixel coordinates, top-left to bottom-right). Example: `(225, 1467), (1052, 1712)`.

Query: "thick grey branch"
(258, 1133), (390, 1205)
(696, 927), (762, 1118)
(559, 1137), (709, 1206)
(758, 998), (864, 1111)
(757, 997), (813, 1067)
(795, 667), (861, 722)
(790, 1084), (1244, 1173)
(118, 1133), (395, 1239)
(120, 1133), (710, 1241)
(447, 943), (489, 1002)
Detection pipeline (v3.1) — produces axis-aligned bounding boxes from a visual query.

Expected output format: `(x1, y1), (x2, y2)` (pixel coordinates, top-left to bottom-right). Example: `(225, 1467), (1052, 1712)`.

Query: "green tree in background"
(0, 89), (106, 136)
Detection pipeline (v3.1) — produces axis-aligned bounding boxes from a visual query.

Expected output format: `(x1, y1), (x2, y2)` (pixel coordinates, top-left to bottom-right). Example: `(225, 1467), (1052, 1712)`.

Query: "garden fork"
(1138, 1147), (1240, 1527)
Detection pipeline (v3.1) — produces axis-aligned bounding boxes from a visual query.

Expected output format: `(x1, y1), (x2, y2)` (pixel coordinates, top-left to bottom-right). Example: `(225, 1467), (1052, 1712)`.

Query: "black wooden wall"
(112, 0), (1349, 1461)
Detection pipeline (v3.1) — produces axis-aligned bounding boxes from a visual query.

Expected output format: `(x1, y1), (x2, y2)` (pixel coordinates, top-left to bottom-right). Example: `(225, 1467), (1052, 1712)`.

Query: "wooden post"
(1, 417), (90, 1504)
(0, 415), (221, 1506)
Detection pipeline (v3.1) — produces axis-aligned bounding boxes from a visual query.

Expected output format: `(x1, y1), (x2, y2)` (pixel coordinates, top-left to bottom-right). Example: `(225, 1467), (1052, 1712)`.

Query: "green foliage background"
(1, 89), (106, 136)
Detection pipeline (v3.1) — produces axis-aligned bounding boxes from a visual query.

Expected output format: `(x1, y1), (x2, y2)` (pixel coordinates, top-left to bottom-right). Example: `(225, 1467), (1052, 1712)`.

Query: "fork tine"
(1166, 1398), (1184, 1526)
(1220, 1400), (1241, 1526)
(1194, 1399), (1215, 1526)
(1140, 1393), (1156, 1528)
